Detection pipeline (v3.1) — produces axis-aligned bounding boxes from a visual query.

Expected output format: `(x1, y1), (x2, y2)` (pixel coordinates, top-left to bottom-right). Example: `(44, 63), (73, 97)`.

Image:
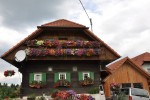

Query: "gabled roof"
(106, 57), (127, 72)
(41, 19), (86, 28)
(132, 52), (150, 66)
(1, 29), (42, 58)
(1, 19), (120, 60)
(105, 57), (150, 80)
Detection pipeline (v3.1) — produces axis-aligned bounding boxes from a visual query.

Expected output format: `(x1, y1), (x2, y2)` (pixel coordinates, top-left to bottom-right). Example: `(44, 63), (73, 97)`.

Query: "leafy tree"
(0, 83), (20, 99)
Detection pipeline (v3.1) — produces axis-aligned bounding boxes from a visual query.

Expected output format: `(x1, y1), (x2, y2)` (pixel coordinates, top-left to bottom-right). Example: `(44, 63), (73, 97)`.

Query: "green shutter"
(66, 72), (71, 82)
(78, 72), (83, 81)
(90, 72), (94, 80)
(54, 73), (59, 82)
(42, 73), (46, 82)
(29, 73), (34, 83)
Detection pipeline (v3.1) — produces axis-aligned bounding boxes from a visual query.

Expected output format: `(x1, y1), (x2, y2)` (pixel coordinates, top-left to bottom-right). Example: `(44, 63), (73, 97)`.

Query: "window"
(78, 72), (94, 81)
(122, 83), (131, 88)
(147, 68), (150, 73)
(133, 83), (143, 89)
(34, 73), (42, 82)
(59, 73), (66, 80)
(83, 72), (90, 80)
(121, 88), (129, 95)
(54, 72), (70, 82)
(29, 73), (46, 84)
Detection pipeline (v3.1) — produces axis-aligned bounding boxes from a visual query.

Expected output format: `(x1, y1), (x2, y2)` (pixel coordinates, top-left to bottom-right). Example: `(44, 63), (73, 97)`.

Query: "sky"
(0, 0), (150, 85)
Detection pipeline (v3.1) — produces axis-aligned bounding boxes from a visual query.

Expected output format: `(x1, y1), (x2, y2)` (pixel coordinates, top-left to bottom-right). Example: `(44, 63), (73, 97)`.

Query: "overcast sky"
(0, 0), (150, 85)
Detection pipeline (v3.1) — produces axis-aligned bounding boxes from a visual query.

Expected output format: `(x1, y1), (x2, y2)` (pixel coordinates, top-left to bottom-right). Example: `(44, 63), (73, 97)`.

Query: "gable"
(41, 19), (86, 28)
(1, 19), (120, 66)
(105, 61), (149, 83)
(104, 57), (150, 82)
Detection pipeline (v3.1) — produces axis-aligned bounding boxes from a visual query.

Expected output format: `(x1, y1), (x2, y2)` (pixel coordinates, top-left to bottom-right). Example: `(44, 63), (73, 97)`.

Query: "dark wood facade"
(21, 60), (100, 95)
(1, 19), (120, 96)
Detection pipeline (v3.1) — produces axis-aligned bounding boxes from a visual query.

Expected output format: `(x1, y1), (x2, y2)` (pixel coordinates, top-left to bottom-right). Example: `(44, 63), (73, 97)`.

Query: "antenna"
(78, 0), (93, 32)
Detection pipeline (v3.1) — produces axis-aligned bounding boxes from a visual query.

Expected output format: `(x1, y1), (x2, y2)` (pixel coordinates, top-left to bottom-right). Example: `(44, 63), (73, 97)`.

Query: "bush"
(27, 93), (36, 100)
(88, 87), (99, 94)
(37, 96), (46, 100)
(0, 84), (20, 99)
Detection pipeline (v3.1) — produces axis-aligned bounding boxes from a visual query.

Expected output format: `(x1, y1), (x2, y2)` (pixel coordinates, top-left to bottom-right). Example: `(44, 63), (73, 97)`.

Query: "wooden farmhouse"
(103, 57), (150, 98)
(1, 19), (120, 96)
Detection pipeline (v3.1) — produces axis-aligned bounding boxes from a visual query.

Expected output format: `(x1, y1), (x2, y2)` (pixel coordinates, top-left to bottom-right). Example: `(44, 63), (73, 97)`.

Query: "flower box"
(4, 70), (15, 77)
(25, 48), (100, 57)
(80, 77), (94, 86)
(54, 79), (71, 88)
(26, 40), (100, 48)
(29, 81), (46, 88)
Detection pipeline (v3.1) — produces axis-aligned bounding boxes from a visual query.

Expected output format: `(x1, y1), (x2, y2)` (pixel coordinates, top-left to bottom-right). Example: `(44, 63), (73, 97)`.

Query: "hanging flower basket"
(54, 79), (71, 88)
(29, 81), (46, 88)
(4, 70), (15, 77)
(110, 83), (120, 91)
(80, 77), (94, 86)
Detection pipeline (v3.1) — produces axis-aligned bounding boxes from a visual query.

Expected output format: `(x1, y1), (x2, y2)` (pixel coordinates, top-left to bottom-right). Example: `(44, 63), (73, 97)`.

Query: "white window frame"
(59, 72), (66, 80)
(83, 72), (90, 80)
(34, 73), (42, 82)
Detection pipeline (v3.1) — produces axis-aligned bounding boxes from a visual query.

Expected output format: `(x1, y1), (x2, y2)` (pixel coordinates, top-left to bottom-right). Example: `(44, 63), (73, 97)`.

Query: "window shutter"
(78, 72), (83, 81)
(90, 72), (94, 80)
(66, 72), (71, 82)
(54, 73), (59, 83)
(29, 73), (34, 83)
(42, 73), (46, 82)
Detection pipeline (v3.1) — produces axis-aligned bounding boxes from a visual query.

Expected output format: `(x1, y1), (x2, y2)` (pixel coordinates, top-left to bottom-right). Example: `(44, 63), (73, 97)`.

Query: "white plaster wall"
(142, 63), (150, 73)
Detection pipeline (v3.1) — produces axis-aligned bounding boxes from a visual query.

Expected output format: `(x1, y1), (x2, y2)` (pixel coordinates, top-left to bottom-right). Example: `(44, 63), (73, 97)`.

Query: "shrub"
(88, 87), (99, 94)
(27, 93), (36, 100)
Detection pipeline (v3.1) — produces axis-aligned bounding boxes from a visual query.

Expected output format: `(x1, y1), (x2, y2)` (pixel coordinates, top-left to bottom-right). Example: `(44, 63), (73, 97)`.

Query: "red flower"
(4, 70), (15, 77)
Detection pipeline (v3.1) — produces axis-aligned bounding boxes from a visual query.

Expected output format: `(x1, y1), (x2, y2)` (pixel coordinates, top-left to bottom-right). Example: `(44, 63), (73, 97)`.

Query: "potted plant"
(4, 70), (15, 77)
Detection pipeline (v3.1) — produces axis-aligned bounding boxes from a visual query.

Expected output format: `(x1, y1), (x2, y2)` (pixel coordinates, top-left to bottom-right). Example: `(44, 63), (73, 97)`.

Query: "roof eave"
(84, 29), (120, 58)
(37, 26), (89, 29)
(1, 29), (42, 58)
